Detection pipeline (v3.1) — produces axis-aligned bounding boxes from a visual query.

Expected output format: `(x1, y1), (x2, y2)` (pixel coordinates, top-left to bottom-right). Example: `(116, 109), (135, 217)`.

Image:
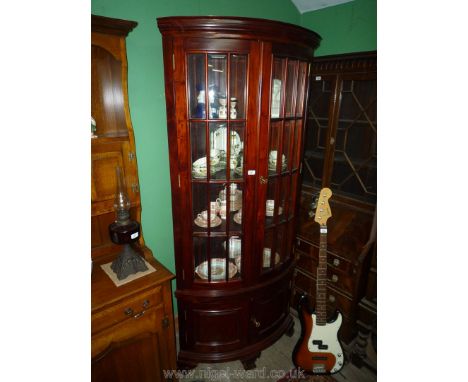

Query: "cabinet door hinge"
(162, 315), (170, 328)
(128, 152), (136, 161)
(178, 174), (181, 188)
(172, 53), (175, 70)
(131, 183), (139, 193)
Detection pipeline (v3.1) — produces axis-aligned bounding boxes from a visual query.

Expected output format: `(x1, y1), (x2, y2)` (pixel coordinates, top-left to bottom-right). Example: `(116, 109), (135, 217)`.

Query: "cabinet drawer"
(92, 304), (163, 359)
(92, 286), (163, 335)
(295, 237), (353, 275)
(296, 252), (355, 295)
(292, 270), (353, 317)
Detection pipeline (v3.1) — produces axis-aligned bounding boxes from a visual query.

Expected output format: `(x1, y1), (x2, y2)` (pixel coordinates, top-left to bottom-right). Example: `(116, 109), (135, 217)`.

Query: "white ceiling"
(290, 0), (354, 14)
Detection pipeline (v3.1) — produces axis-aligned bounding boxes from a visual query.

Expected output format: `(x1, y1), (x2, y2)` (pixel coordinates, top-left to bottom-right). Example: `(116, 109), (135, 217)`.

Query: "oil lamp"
(109, 166), (148, 280)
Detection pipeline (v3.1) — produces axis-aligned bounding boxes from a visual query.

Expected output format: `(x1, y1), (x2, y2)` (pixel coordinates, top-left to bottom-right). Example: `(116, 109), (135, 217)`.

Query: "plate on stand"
(195, 259), (238, 280)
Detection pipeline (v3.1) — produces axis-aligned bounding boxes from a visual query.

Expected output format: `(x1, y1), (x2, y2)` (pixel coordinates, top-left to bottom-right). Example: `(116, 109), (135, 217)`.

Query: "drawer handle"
(329, 295), (336, 303)
(124, 308), (134, 316)
(251, 317), (261, 328)
(133, 310), (145, 319)
(333, 259), (340, 267)
(331, 274), (339, 282)
(142, 299), (150, 309)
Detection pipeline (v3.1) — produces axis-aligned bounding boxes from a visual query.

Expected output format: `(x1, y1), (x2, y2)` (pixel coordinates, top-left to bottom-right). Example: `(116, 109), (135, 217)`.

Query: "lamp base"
(111, 244), (148, 280)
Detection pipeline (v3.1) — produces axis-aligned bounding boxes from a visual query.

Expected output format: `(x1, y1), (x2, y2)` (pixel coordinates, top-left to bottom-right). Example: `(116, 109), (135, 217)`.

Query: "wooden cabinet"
(291, 52), (377, 345)
(91, 15), (177, 381)
(157, 16), (320, 368)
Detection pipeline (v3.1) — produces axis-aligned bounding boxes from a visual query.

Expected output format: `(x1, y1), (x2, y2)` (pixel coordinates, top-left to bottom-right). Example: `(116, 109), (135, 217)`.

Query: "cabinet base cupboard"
(157, 17), (320, 368)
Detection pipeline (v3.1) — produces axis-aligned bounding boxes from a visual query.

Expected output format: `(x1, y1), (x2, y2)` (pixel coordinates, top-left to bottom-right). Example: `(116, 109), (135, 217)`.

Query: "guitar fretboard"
(316, 228), (328, 325)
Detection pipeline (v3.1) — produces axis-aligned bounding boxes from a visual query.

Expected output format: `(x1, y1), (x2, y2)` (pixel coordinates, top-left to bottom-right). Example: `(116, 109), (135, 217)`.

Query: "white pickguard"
(307, 312), (344, 373)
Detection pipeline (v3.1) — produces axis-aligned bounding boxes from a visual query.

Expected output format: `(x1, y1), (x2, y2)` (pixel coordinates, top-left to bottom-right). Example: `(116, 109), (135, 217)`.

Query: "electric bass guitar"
(292, 187), (344, 374)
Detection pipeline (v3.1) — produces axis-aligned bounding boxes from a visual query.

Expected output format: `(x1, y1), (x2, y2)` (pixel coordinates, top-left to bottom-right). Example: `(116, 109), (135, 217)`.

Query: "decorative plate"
(194, 215), (222, 228)
(233, 212), (242, 225)
(195, 259), (238, 280)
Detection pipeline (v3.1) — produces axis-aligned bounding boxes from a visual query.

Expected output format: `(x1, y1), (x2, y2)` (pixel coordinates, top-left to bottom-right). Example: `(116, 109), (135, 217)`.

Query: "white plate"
(195, 259), (238, 280)
(194, 215), (222, 228)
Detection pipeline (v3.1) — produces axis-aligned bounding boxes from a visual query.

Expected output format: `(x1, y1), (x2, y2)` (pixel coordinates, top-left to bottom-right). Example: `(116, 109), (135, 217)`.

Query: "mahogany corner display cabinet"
(91, 15), (177, 381)
(157, 16), (321, 369)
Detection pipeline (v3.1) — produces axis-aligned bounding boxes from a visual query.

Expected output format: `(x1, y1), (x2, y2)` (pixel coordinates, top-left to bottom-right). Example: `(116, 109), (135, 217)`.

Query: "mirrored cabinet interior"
(292, 51), (377, 351)
(158, 16), (320, 369)
(91, 15), (177, 382)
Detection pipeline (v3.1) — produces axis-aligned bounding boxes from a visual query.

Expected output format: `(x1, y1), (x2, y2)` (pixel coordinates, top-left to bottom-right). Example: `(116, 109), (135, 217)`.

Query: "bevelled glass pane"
(282, 120), (294, 173)
(194, 237), (239, 282)
(285, 60), (298, 117)
(276, 223), (287, 266)
(188, 54), (206, 119)
(330, 78), (377, 203)
(192, 183), (209, 232)
(209, 122), (227, 180)
(208, 54), (227, 119)
(268, 121), (282, 176)
(262, 228), (279, 271)
(229, 54), (247, 120)
(289, 172), (299, 219)
(292, 119), (302, 170)
(191, 122), (207, 179)
(193, 236), (209, 282)
(295, 62), (308, 117)
(265, 177), (278, 229)
(230, 122), (245, 180)
(271, 58), (286, 118)
(278, 175), (290, 224)
(222, 235), (242, 281)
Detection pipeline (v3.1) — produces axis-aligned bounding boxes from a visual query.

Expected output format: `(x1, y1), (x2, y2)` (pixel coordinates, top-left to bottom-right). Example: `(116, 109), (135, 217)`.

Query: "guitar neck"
(316, 225), (328, 325)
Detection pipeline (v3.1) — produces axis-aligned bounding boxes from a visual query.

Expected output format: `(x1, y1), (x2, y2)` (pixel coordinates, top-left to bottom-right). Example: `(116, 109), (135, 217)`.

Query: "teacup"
(198, 210), (216, 222)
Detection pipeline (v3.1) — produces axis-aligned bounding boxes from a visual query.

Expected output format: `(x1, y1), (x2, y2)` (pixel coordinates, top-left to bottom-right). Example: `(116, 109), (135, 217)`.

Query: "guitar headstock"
(314, 188), (332, 226)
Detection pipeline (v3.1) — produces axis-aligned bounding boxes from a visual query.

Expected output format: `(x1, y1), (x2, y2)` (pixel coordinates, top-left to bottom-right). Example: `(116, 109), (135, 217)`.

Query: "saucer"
(266, 206), (283, 217)
(194, 215), (222, 228)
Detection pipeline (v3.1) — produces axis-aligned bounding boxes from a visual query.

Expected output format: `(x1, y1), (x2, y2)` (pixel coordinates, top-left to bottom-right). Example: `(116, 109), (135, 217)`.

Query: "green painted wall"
(300, 0), (377, 56)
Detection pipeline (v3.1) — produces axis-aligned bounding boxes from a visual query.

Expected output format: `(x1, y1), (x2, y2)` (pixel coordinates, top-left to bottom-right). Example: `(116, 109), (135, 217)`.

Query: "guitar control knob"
(331, 275), (338, 282)
(333, 258), (340, 267)
(328, 295), (336, 303)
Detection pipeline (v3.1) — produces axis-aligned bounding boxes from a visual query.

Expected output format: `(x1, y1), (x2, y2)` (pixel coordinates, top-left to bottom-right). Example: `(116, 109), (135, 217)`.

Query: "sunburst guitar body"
(292, 188), (344, 374)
